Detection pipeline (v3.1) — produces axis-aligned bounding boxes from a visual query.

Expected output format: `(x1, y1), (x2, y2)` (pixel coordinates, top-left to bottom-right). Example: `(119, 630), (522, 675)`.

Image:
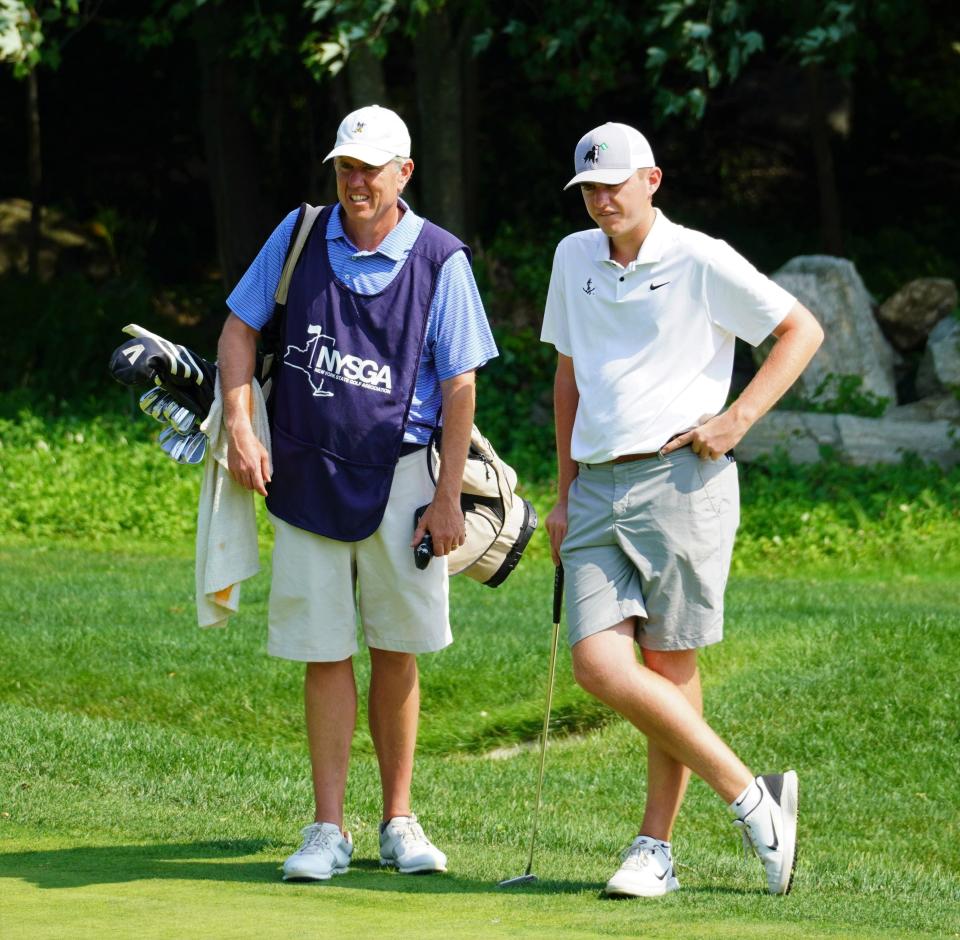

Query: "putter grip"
(552, 564), (564, 624)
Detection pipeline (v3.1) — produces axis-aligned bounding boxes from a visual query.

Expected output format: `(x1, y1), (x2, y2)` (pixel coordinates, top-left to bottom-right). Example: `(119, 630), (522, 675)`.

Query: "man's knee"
(369, 647), (417, 672)
(571, 643), (615, 698)
(641, 647), (698, 684)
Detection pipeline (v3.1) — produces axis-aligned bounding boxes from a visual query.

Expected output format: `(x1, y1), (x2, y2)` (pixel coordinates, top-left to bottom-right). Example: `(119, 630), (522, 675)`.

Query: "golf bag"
(426, 425), (538, 588)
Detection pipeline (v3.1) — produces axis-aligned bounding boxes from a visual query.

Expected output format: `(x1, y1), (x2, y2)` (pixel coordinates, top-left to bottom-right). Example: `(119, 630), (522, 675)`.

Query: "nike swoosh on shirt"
(650, 281), (670, 290)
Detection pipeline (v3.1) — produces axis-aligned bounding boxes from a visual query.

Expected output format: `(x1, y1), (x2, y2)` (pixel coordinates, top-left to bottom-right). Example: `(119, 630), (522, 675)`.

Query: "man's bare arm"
(411, 371), (475, 557)
(662, 301), (824, 460)
(545, 353), (580, 566)
(217, 312), (271, 496)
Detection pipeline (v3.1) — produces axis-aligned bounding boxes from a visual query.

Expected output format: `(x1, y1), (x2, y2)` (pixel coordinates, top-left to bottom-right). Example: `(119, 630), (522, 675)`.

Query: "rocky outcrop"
(876, 278), (957, 352)
(762, 255), (898, 404)
(738, 410), (959, 469)
(915, 316), (960, 397)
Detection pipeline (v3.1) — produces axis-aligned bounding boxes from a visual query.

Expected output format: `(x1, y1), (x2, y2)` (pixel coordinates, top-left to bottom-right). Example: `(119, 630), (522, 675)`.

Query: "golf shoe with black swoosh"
(733, 771), (799, 894)
(604, 835), (680, 898)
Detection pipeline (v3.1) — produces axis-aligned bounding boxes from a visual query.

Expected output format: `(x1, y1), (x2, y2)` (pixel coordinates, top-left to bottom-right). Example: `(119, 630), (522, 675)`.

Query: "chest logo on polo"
(284, 324), (393, 397)
(582, 278), (596, 295)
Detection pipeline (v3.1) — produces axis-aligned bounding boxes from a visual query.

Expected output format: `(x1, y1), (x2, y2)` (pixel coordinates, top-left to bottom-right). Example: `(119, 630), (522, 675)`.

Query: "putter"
(499, 563), (564, 888)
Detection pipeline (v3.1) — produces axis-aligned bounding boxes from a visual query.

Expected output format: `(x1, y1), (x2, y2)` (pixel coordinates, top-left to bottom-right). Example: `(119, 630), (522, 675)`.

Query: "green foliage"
(474, 326), (556, 484)
(0, 0), (93, 76)
(780, 372), (890, 417)
(735, 450), (960, 571)
(0, 410), (202, 541)
(0, 273), (156, 400)
(3, 411), (958, 582)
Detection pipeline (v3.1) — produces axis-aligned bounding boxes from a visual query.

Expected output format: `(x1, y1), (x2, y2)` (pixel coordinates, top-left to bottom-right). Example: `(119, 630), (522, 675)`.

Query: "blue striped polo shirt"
(226, 200), (498, 443)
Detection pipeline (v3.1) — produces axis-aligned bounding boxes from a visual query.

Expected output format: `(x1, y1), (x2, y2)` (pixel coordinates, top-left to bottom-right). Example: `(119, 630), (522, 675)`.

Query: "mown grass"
(2, 543), (959, 938)
(1, 412), (959, 937)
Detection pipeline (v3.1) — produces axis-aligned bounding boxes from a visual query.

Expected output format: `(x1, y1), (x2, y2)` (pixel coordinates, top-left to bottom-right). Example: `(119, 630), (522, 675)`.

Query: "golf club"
(499, 563), (564, 888)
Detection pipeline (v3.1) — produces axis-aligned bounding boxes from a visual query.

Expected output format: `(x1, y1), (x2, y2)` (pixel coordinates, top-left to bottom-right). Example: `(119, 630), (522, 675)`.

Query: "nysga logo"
(284, 324), (393, 397)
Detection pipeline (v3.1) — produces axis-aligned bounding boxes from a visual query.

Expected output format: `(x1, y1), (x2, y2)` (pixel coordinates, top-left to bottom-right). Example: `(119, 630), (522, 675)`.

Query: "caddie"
(542, 122), (824, 897)
(218, 104), (497, 881)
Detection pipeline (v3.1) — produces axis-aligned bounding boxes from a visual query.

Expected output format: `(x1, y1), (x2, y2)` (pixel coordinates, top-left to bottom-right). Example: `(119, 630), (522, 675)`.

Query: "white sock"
(729, 777), (762, 818)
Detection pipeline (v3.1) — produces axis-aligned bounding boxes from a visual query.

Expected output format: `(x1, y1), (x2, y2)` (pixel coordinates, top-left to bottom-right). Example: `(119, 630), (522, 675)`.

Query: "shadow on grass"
(0, 842), (599, 895)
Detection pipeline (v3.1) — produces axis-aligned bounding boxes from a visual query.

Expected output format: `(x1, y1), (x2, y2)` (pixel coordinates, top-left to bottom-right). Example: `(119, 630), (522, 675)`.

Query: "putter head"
(498, 873), (537, 887)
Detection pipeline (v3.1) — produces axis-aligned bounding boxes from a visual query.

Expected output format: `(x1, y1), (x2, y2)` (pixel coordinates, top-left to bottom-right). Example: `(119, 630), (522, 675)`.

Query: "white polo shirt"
(540, 209), (795, 464)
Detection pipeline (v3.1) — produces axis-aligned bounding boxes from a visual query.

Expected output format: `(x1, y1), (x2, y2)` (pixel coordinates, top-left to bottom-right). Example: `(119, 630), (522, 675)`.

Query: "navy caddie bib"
(266, 204), (468, 542)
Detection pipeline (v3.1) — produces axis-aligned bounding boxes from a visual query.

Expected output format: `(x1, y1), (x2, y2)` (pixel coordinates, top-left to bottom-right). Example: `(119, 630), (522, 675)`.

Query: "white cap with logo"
(324, 104), (412, 167)
(564, 122), (656, 190)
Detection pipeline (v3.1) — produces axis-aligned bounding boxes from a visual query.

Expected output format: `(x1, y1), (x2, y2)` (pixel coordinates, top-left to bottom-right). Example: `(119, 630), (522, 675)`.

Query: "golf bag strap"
(274, 203), (324, 305)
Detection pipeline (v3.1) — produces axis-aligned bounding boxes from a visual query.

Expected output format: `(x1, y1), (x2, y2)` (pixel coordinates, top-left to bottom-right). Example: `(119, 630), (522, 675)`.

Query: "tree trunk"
(346, 45), (387, 109)
(26, 68), (42, 279)
(804, 64), (844, 256)
(194, 6), (273, 293)
(413, 8), (467, 238)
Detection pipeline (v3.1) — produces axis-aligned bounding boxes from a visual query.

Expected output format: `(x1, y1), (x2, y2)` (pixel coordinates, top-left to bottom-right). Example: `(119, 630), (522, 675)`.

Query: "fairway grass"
(1, 544), (959, 938)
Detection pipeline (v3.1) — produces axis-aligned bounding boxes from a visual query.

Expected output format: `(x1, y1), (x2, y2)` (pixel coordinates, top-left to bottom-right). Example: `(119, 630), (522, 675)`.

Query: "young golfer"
(219, 105), (497, 880)
(542, 122), (823, 897)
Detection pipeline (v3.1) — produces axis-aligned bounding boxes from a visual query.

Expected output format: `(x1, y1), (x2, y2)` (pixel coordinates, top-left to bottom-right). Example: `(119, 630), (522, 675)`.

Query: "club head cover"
(109, 323), (216, 418)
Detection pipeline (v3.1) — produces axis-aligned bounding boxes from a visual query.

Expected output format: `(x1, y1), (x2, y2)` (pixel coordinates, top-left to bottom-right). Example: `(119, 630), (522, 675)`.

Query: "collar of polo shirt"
(329, 198), (415, 260)
(596, 208), (672, 269)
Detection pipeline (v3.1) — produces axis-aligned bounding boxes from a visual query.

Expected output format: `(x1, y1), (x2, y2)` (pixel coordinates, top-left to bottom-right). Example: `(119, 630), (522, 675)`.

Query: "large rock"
(737, 409), (959, 469)
(884, 395), (960, 423)
(761, 255), (898, 405)
(876, 278), (957, 352)
(916, 316), (960, 397)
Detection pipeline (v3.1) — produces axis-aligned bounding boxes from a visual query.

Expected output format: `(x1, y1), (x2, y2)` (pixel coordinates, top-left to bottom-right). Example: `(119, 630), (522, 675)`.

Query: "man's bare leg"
(368, 647), (419, 821)
(305, 658), (357, 828)
(572, 621), (752, 802)
(638, 648), (702, 841)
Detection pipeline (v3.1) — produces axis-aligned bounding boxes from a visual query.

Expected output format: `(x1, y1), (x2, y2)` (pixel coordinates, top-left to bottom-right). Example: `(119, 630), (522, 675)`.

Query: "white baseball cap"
(564, 122), (656, 190)
(323, 104), (412, 166)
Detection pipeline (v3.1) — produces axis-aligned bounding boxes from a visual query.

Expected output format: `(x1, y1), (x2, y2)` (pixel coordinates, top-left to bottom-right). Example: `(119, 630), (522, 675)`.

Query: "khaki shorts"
(560, 449), (739, 651)
(267, 449), (452, 662)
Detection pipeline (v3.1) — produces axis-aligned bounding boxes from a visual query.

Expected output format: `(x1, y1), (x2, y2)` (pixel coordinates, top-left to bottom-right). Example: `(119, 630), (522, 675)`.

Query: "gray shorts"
(560, 448), (739, 651)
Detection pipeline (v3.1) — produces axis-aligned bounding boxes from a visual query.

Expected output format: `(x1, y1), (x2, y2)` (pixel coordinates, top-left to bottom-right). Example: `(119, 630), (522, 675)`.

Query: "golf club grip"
(552, 564), (564, 625)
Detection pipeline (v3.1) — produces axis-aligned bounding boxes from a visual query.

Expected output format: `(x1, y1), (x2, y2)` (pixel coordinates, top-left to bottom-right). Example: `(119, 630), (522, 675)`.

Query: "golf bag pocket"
(427, 425), (538, 587)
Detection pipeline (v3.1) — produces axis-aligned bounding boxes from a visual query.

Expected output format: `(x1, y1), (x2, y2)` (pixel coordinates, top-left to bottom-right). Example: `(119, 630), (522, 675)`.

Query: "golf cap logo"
(285, 324), (393, 398)
(583, 142), (608, 165)
(354, 121), (365, 133)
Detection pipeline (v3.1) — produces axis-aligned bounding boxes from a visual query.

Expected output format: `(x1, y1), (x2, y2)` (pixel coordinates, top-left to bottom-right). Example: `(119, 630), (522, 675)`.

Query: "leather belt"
(612, 451), (661, 464)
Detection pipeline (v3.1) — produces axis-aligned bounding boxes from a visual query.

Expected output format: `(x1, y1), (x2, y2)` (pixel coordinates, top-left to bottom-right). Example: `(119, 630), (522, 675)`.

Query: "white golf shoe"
(733, 771), (799, 895)
(282, 822), (353, 881)
(604, 835), (680, 898)
(379, 814), (447, 873)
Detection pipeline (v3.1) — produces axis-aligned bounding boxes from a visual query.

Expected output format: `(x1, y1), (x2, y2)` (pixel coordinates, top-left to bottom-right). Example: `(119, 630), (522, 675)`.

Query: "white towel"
(195, 374), (272, 628)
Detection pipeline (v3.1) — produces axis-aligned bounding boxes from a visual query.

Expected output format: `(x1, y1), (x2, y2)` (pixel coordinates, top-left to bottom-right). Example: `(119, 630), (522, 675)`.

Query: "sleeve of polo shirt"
(430, 249), (499, 381)
(703, 240), (796, 347)
(225, 208), (300, 332)
(540, 243), (572, 356)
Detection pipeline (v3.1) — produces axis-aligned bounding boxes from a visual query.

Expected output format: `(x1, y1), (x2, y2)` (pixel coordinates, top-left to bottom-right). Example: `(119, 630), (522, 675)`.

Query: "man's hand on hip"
(660, 410), (748, 461)
(412, 494), (466, 557)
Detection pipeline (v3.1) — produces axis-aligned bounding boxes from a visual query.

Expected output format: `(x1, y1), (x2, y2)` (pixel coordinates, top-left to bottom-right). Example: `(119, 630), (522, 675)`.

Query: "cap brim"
(563, 167), (639, 191)
(323, 144), (401, 166)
